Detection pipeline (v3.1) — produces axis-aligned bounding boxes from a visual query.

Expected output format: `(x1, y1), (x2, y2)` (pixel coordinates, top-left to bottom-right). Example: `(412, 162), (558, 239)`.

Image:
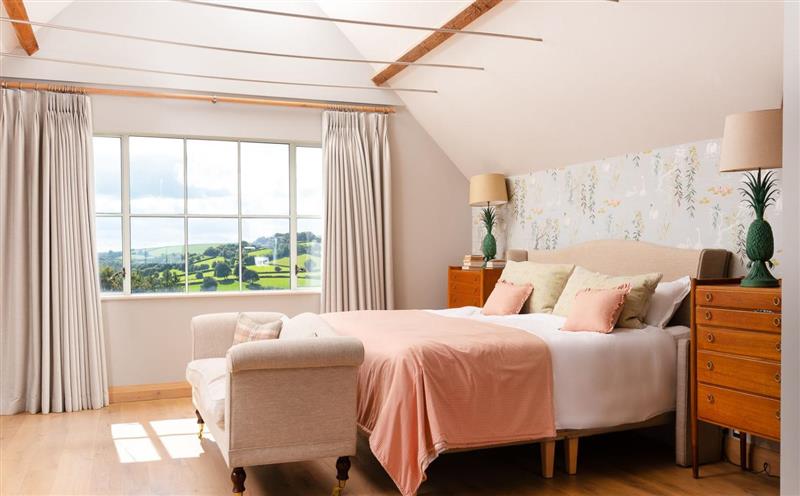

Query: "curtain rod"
(174, 0), (543, 43)
(0, 80), (397, 114)
(0, 17), (483, 72)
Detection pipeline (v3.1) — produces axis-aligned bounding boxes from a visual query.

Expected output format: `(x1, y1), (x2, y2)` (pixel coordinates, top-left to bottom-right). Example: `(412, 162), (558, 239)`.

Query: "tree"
(243, 268), (259, 282)
(215, 261), (231, 279)
(201, 277), (218, 291)
(195, 271), (204, 280)
(304, 258), (317, 272)
(274, 265), (283, 273)
(162, 269), (178, 289)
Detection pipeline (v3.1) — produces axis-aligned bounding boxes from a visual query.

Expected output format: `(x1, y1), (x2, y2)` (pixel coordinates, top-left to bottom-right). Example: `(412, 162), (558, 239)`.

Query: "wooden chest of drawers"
(447, 266), (502, 308)
(690, 279), (781, 478)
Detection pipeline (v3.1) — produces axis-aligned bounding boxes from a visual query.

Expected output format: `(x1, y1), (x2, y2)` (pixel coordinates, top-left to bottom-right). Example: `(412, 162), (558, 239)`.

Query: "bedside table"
(447, 266), (502, 308)
(690, 278), (782, 478)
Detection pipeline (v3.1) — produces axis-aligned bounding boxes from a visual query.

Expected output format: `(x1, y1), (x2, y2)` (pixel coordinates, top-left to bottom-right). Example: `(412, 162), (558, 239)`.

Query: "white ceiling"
(321, 0), (784, 176)
(1, 1), (784, 177)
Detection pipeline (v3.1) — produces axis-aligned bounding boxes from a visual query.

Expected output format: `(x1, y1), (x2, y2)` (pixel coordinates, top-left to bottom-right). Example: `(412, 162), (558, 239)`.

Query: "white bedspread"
(430, 307), (688, 430)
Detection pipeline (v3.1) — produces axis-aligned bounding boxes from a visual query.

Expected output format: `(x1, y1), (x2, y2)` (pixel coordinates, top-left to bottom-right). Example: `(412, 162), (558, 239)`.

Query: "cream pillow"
(553, 266), (662, 328)
(499, 261), (575, 313)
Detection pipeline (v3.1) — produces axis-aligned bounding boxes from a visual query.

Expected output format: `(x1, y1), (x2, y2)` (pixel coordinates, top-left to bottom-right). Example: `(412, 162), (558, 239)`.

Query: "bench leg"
(231, 467), (246, 495)
(564, 437), (579, 475)
(332, 456), (351, 496)
(195, 409), (204, 439)
(540, 440), (555, 479)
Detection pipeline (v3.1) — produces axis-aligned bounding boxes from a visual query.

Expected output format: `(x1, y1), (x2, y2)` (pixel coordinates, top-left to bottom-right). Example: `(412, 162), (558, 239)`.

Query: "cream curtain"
(322, 111), (393, 312)
(0, 89), (108, 415)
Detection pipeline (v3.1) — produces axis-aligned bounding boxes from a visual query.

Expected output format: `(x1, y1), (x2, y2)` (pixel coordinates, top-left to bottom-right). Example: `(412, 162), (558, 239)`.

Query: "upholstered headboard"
(506, 239), (731, 326)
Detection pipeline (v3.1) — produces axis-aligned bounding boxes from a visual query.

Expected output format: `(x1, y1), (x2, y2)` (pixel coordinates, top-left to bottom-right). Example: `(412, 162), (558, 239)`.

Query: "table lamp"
(469, 173), (508, 262)
(719, 108), (782, 287)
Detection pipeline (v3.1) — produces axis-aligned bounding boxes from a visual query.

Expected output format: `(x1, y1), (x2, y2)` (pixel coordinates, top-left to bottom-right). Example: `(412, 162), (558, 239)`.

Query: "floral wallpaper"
(472, 139), (783, 276)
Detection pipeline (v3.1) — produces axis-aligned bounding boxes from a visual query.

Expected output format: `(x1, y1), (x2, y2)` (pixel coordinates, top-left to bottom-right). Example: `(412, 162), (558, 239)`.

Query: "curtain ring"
(211, 95), (218, 104)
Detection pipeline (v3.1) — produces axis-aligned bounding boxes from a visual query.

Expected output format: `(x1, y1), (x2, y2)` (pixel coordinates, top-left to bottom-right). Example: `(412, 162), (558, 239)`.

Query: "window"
(93, 135), (323, 295)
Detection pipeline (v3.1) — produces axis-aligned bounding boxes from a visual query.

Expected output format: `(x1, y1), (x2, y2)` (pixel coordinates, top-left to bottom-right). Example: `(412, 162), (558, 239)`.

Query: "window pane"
(187, 140), (238, 214)
(297, 147), (323, 216)
(240, 142), (289, 215)
(130, 137), (184, 214)
(241, 219), (290, 291)
(93, 137), (122, 214)
(188, 218), (239, 292)
(130, 217), (185, 293)
(297, 218), (322, 288)
(96, 216), (123, 292)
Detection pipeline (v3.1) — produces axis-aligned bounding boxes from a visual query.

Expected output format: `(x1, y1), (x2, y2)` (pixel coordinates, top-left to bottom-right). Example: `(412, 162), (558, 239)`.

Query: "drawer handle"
(773, 296), (781, 306)
(776, 410), (781, 421)
(773, 317), (781, 327)
(705, 293), (713, 302)
(776, 341), (781, 352)
(706, 393), (715, 403)
(706, 361), (714, 370)
(706, 333), (715, 343)
(704, 311), (712, 320)
(775, 372), (781, 383)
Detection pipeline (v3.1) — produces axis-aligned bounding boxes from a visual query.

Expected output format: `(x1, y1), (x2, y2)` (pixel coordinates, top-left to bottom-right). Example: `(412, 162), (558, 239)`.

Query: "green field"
(99, 237), (320, 293)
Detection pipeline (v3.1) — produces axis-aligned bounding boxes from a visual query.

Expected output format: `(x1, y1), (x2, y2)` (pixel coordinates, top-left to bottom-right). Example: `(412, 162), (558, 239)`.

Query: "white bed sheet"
(430, 307), (688, 431)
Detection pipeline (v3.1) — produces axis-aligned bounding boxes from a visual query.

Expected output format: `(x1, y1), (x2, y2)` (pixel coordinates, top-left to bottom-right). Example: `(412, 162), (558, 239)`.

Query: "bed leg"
(564, 437), (579, 475)
(540, 440), (555, 479)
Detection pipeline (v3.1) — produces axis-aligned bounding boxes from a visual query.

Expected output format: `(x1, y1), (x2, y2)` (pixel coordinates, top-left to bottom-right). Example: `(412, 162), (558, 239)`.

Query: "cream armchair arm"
(226, 337), (364, 371)
(222, 336), (365, 469)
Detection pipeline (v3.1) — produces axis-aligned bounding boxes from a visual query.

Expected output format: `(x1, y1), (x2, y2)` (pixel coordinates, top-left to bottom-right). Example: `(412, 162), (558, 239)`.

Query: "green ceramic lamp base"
(741, 260), (780, 288)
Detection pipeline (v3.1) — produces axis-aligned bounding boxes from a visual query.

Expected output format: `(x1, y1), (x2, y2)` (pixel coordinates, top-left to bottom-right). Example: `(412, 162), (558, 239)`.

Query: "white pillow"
(645, 276), (691, 328)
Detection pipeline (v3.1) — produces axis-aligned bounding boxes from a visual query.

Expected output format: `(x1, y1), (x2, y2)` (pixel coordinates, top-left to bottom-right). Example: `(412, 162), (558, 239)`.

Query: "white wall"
(91, 95), (469, 386)
(781, 2), (799, 492)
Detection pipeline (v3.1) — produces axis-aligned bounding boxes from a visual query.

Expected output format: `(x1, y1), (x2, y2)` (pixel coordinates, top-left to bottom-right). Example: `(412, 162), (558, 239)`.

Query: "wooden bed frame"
(496, 240), (730, 478)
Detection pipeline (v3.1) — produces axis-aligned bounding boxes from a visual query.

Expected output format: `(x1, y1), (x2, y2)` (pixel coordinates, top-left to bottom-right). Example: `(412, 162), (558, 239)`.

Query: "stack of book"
(485, 259), (506, 269)
(462, 255), (484, 270)
(462, 255), (506, 270)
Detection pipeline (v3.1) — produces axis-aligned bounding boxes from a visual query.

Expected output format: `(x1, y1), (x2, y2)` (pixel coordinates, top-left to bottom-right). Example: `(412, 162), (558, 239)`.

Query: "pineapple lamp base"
(741, 260), (780, 288)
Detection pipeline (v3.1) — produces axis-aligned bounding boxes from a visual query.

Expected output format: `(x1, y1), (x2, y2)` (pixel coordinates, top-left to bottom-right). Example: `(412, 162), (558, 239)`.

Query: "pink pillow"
(561, 284), (631, 333)
(482, 280), (533, 316)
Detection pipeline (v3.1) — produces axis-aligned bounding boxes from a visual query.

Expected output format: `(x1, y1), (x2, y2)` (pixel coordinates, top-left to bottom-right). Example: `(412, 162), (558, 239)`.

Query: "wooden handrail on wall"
(0, 79), (397, 113)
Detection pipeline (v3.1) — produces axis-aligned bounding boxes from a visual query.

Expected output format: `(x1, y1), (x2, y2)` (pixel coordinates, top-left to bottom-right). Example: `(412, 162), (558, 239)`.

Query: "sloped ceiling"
(1, 1), (784, 177)
(0, 1), (401, 105)
(321, 0), (784, 176)
(0, 0), (71, 51)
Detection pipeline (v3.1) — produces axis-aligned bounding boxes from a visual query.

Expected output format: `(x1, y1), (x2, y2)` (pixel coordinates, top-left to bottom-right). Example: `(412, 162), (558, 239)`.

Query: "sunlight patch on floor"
(110, 418), (214, 463)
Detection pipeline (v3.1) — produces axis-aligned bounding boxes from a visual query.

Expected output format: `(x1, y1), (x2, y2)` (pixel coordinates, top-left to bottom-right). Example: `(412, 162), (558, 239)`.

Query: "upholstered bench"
(186, 312), (364, 495)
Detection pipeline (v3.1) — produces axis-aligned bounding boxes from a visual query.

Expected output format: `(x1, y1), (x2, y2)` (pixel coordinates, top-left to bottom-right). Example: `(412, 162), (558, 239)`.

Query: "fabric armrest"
(226, 337), (364, 372)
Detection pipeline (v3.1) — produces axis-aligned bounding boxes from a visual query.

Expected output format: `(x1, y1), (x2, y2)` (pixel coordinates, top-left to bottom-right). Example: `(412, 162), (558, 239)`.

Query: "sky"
(93, 136), (322, 253)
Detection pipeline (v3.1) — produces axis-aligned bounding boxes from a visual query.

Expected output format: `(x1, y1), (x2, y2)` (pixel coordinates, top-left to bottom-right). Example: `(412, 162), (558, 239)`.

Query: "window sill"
(100, 289), (321, 302)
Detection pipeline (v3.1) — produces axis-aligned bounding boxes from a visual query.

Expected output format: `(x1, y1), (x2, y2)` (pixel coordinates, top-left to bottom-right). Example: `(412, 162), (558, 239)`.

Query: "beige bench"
(186, 312), (364, 495)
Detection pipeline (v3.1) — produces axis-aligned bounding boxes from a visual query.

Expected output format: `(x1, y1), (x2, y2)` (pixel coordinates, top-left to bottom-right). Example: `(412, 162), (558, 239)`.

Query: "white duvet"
(430, 307), (689, 430)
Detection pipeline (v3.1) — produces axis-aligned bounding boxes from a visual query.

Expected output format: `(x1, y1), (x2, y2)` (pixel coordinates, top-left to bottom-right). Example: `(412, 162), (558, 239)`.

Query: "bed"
(319, 240), (731, 495)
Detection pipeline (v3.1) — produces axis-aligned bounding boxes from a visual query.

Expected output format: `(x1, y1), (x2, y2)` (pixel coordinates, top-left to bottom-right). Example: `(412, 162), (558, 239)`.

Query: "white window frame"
(95, 133), (323, 297)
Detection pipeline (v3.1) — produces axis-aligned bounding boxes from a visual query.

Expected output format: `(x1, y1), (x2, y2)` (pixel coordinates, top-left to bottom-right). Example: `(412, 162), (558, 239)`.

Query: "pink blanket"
(321, 310), (555, 496)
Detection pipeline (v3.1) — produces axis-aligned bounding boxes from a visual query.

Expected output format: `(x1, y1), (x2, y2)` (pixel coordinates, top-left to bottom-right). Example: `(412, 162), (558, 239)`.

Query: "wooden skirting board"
(109, 381), (192, 404)
(724, 435), (780, 476)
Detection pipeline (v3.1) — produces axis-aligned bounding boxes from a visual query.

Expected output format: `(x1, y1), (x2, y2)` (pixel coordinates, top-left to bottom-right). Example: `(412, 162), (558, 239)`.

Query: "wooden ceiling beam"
(372, 0), (502, 86)
(2, 0), (38, 55)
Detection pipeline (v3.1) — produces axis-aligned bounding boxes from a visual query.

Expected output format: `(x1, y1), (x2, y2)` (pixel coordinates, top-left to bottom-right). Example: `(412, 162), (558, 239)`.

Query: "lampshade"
(719, 108), (782, 172)
(469, 173), (508, 206)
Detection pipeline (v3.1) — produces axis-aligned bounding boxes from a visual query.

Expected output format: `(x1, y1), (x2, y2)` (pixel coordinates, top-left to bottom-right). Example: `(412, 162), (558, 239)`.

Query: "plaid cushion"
(232, 313), (282, 345)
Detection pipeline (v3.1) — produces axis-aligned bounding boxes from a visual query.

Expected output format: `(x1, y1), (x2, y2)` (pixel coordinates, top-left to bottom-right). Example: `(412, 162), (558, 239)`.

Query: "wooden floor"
(0, 398), (779, 495)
